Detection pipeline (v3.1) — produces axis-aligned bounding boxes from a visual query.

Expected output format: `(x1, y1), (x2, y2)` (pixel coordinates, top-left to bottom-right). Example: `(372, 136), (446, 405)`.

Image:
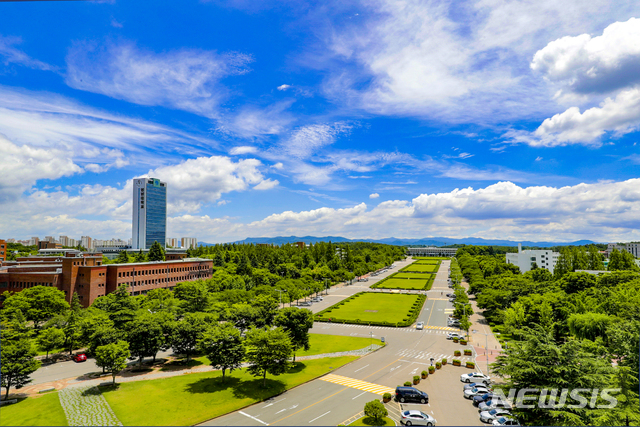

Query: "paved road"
(202, 260), (484, 426)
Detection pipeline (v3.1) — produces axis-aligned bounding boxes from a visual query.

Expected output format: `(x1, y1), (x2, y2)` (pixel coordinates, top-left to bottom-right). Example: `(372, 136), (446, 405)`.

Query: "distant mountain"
(199, 236), (599, 248)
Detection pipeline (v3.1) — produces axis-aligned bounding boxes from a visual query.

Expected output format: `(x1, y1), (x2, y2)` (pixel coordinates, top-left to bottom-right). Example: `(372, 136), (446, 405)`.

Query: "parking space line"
(308, 411), (331, 423)
(239, 411), (268, 425)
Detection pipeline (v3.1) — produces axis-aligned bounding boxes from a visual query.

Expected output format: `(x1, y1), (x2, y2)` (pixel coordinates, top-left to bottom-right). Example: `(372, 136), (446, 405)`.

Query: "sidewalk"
(459, 279), (503, 376)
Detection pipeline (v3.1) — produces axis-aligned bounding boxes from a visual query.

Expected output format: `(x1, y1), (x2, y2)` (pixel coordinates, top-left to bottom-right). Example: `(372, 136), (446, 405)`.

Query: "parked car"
(449, 298), (456, 302)
(460, 372), (491, 384)
(448, 320), (460, 326)
(416, 322), (424, 330)
(73, 353), (87, 363)
(473, 392), (498, 406)
(464, 386), (491, 399)
(463, 382), (483, 391)
(446, 293), (455, 297)
(395, 386), (429, 404)
(479, 409), (512, 423)
(447, 332), (464, 340)
(400, 410), (437, 426)
(299, 301), (312, 306)
(492, 417), (520, 426)
(479, 399), (512, 412)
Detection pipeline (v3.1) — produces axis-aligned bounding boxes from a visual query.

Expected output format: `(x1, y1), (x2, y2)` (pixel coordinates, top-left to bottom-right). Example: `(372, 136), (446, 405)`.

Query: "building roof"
(105, 258), (212, 267)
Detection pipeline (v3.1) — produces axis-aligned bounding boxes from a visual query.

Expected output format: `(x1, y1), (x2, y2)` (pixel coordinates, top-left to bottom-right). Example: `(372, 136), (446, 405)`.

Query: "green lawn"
(317, 293), (422, 324)
(414, 260), (441, 264)
(101, 356), (356, 426)
(414, 257), (450, 260)
(349, 416), (395, 426)
(372, 277), (432, 290)
(297, 334), (383, 356)
(393, 272), (434, 279)
(400, 263), (438, 273)
(0, 393), (68, 426)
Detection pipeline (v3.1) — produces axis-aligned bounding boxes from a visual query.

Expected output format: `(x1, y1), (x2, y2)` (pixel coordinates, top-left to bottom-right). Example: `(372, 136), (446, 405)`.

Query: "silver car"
(479, 409), (512, 423)
(400, 410), (437, 426)
(416, 322), (424, 330)
(460, 372), (491, 384)
(464, 386), (490, 399)
(492, 416), (520, 426)
(478, 399), (512, 412)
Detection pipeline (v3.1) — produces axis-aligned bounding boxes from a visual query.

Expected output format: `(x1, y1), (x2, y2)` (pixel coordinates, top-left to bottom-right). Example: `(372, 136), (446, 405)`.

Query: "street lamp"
(473, 329), (490, 376)
(275, 289), (285, 307)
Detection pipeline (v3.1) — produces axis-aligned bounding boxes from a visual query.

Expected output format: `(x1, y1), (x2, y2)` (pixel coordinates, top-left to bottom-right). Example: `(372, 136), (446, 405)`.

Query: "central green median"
(315, 292), (426, 327)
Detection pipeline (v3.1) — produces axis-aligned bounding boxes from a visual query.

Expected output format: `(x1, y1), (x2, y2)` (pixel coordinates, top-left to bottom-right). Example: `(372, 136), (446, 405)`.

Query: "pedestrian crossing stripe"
(428, 298), (450, 301)
(320, 374), (395, 395)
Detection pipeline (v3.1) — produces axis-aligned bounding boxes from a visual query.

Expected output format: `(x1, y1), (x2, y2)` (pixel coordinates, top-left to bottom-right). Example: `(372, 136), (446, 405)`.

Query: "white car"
(479, 399), (512, 412)
(446, 332), (464, 340)
(400, 410), (437, 426)
(492, 417), (520, 426)
(464, 386), (490, 399)
(460, 372), (491, 384)
(479, 409), (512, 423)
(416, 322), (424, 330)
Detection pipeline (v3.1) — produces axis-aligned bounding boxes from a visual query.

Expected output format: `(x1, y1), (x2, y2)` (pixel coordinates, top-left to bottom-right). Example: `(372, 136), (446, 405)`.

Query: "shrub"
(435, 361), (442, 369)
(464, 349), (472, 356)
(454, 350), (461, 356)
(404, 381), (412, 386)
(364, 399), (388, 425)
(428, 366), (435, 374)
(413, 375), (420, 384)
(452, 359), (461, 366)
(460, 340), (467, 345)
(453, 338), (459, 343)
(466, 361), (475, 368)
(421, 370), (428, 379)
(441, 358), (447, 365)
(383, 392), (392, 403)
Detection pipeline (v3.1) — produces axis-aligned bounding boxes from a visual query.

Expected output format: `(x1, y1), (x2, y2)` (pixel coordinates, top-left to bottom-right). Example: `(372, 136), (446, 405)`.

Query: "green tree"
(364, 399), (388, 424)
(587, 245), (605, 270)
(2, 286), (69, 329)
(115, 250), (131, 264)
(245, 327), (293, 387)
(174, 281), (210, 313)
(127, 313), (165, 365)
(91, 284), (138, 329)
(134, 249), (147, 263)
(198, 324), (245, 380)
(274, 307), (313, 362)
(171, 313), (211, 361)
(36, 327), (65, 359)
(1, 339), (41, 400)
(148, 241), (166, 262)
(94, 341), (130, 385)
(608, 249), (639, 271)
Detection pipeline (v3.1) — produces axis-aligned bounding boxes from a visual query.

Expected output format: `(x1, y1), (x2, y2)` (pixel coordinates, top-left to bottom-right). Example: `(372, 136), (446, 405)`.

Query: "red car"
(73, 353), (87, 363)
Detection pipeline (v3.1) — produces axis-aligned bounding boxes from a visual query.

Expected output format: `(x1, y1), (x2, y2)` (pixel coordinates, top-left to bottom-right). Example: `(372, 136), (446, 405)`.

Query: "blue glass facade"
(145, 183), (166, 248)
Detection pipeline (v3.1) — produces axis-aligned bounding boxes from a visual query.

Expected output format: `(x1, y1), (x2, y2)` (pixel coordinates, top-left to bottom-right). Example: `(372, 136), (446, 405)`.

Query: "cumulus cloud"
(65, 40), (252, 117)
(253, 179), (279, 190)
(531, 18), (640, 95)
(369, 193), (380, 199)
(277, 84), (291, 90)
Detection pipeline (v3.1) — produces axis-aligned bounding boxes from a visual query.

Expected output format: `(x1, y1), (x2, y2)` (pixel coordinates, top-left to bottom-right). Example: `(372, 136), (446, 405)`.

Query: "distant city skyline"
(1, 2), (640, 243)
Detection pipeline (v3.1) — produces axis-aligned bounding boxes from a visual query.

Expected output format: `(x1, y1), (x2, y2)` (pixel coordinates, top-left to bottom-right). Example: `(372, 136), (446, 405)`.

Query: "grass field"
(372, 277), (432, 290)
(317, 293), (422, 324)
(297, 334), (383, 356)
(414, 259), (441, 264)
(101, 356), (356, 426)
(400, 263), (439, 273)
(414, 257), (451, 260)
(349, 416), (395, 426)
(0, 393), (68, 426)
(393, 272), (434, 279)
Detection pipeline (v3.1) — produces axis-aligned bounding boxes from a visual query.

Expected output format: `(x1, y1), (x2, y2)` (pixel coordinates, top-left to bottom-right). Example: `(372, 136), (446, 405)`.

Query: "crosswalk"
(319, 323), (460, 332)
(320, 374), (395, 395)
(396, 348), (474, 362)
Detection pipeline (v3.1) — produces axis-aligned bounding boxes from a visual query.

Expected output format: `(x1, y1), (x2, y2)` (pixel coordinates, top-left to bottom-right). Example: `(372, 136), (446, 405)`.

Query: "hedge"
(454, 350), (461, 356)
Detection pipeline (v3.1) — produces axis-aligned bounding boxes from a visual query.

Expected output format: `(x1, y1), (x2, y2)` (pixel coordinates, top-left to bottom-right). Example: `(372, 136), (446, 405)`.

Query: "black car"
(473, 392), (496, 406)
(395, 387), (429, 404)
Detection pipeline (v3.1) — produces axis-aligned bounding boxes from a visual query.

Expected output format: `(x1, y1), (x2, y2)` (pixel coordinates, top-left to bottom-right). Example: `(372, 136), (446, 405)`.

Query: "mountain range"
(199, 236), (600, 247)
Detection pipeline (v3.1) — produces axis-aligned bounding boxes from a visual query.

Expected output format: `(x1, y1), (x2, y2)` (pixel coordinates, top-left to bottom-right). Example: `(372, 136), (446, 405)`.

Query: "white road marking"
(309, 411), (331, 423)
(275, 408), (287, 414)
(239, 411), (268, 425)
(354, 364), (369, 373)
(352, 391), (368, 400)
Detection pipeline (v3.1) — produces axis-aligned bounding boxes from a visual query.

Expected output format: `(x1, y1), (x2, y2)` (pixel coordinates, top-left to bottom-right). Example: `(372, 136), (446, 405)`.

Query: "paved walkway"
(58, 384), (122, 426)
(459, 278), (503, 376)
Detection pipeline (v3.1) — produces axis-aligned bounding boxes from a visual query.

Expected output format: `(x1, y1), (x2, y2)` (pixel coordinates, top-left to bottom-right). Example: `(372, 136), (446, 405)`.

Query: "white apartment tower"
(132, 178), (167, 250)
(506, 243), (560, 275)
(181, 237), (198, 249)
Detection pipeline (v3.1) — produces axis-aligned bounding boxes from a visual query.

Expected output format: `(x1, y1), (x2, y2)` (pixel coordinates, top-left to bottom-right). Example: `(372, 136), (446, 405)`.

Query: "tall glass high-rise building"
(132, 178), (167, 249)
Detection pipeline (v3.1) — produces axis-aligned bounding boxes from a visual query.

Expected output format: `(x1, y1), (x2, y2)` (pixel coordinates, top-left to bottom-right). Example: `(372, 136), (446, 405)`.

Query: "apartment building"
(505, 243), (559, 274)
(606, 242), (640, 258)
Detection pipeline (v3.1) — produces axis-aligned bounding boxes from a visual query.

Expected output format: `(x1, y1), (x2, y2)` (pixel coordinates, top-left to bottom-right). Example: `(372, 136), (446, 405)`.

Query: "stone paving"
(58, 384), (122, 426)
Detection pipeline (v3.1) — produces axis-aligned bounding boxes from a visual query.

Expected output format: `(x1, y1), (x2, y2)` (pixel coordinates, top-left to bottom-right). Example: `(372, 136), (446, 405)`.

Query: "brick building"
(0, 240), (6, 262)
(0, 251), (213, 307)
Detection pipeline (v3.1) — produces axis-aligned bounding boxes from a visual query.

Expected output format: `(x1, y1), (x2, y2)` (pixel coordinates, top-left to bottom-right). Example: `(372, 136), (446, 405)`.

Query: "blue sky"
(1, 0), (640, 243)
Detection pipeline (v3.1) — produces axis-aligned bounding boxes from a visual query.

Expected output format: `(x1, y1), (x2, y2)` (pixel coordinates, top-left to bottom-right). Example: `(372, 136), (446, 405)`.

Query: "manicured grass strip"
(101, 356), (356, 426)
(349, 416), (395, 426)
(393, 272), (434, 279)
(316, 293), (422, 324)
(414, 257), (450, 260)
(373, 278), (431, 290)
(400, 263), (438, 273)
(0, 392), (68, 426)
(296, 334), (383, 357)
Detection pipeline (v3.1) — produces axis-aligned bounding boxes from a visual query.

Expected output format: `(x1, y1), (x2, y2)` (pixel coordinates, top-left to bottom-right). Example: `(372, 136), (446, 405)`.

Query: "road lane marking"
(320, 374), (395, 395)
(308, 411), (331, 423)
(270, 388), (347, 425)
(354, 364), (369, 373)
(239, 411), (268, 425)
(425, 299), (437, 326)
(262, 398), (286, 408)
(352, 391), (368, 400)
(363, 357), (403, 380)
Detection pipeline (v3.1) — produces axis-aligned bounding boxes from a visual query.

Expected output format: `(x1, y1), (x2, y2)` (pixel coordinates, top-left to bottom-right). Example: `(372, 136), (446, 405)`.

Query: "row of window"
(116, 265), (208, 278)
(7, 282), (56, 288)
(121, 272), (211, 287)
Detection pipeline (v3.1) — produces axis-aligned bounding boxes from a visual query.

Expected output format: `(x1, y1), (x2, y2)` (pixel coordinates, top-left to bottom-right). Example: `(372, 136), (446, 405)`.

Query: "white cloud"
(535, 156), (543, 161)
(369, 193), (380, 199)
(0, 35), (57, 71)
(65, 40), (252, 117)
(229, 146), (258, 155)
(253, 179), (279, 190)
(217, 101), (295, 138)
(280, 122), (352, 159)
(531, 18), (640, 95)
(277, 84), (291, 90)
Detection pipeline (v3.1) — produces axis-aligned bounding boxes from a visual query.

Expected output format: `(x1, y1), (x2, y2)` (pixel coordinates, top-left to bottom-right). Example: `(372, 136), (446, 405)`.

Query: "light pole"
(275, 289), (285, 307)
(473, 329), (490, 375)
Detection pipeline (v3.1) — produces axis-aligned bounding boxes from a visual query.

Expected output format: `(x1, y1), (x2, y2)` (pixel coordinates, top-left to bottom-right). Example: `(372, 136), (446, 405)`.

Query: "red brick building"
(0, 240), (6, 263)
(0, 251), (213, 307)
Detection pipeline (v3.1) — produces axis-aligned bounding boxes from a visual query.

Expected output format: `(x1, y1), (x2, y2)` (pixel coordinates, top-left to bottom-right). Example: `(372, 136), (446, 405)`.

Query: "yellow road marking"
(321, 374), (395, 395)
(425, 298), (436, 326)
